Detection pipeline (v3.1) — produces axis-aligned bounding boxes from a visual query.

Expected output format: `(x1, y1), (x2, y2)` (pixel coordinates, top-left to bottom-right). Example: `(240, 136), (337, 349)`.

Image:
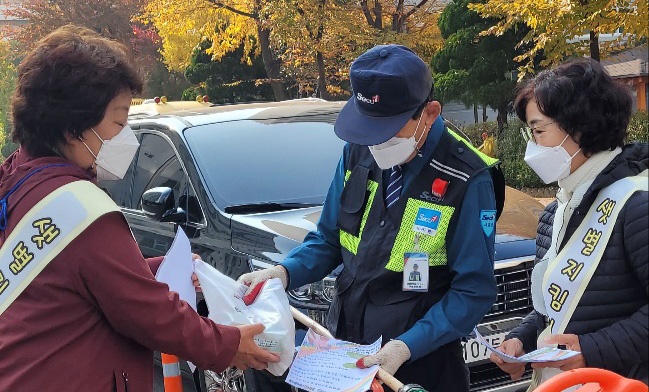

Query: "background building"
(603, 44), (648, 112)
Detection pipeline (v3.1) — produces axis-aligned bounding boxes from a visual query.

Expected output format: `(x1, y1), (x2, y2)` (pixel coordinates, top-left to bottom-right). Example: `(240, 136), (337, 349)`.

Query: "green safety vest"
(328, 127), (503, 344)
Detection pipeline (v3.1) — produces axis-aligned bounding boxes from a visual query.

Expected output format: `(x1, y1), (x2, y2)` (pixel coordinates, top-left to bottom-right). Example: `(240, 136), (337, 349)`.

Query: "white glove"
(238, 265), (288, 303)
(356, 340), (411, 375)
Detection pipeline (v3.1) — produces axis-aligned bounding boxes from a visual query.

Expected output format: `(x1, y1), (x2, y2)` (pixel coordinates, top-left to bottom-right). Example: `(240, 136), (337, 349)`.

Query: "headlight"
(288, 276), (337, 306)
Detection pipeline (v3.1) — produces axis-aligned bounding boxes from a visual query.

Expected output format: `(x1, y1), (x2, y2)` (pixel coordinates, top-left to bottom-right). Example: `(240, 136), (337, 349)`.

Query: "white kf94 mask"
(82, 125), (140, 181)
(368, 112), (426, 170)
(523, 134), (581, 184)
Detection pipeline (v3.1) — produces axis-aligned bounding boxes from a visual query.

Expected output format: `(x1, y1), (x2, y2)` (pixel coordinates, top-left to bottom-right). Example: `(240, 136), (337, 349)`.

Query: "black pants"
(388, 340), (469, 392)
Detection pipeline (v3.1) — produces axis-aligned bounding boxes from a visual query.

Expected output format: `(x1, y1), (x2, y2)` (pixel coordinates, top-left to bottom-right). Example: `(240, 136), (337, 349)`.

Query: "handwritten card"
(286, 329), (381, 392)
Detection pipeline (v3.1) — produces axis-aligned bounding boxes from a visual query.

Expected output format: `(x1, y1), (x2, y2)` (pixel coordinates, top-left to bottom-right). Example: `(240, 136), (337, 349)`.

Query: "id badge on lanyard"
(403, 234), (429, 292)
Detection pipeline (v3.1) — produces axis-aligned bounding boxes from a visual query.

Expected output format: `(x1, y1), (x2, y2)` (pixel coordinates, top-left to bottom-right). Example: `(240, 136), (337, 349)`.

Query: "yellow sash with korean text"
(528, 170), (648, 390)
(0, 181), (119, 317)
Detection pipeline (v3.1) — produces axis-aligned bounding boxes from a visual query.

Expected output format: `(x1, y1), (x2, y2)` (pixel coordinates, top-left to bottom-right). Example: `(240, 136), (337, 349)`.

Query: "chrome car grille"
(470, 363), (533, 391)
(483, 259), (535, 323)
(471, 258), (534, 391)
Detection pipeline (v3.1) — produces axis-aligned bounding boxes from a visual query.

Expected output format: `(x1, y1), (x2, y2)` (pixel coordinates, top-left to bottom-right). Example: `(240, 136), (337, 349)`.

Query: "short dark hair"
(513, 58), (633, 156)
(11, 25), (143, 157)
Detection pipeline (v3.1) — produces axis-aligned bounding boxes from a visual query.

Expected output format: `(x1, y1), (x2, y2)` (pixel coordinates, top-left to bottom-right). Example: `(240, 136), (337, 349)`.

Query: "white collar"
(557, 147), (622, 205)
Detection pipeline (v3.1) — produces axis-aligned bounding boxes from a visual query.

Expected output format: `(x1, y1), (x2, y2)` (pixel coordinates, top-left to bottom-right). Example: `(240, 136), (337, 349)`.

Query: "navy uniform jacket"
(282, 116), (497, 361)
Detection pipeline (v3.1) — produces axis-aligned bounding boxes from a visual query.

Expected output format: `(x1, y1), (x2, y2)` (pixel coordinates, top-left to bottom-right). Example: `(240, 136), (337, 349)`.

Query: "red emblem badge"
(432, 178), (449, 198)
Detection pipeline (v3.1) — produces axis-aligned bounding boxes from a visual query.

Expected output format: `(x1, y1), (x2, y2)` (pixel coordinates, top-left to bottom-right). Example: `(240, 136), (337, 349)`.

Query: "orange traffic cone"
(161, 353), (184, 392)
(535, 368), (648, 392)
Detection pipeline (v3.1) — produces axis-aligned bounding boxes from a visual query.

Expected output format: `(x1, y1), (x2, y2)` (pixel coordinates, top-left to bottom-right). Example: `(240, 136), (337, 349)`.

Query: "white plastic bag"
(195, 261), (295, 376)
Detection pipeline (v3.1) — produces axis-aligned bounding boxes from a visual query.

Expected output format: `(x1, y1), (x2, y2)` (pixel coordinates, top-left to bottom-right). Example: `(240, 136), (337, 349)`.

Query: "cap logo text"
(357, 93), (380, 104)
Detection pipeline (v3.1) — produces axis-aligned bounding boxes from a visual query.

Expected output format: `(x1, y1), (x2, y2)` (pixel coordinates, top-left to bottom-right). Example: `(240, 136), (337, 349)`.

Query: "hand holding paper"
(489, 338), (527, 380)
(286, 329), (382, 392)
(356, 340), (411, 376)
(475, 328), (580, 364)
(530, 334), (586, 371)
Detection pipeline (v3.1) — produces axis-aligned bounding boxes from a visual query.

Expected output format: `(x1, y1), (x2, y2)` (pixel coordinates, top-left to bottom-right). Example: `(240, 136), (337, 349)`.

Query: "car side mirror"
(141, 187), (175, 221)
(161, 207), (187, 223)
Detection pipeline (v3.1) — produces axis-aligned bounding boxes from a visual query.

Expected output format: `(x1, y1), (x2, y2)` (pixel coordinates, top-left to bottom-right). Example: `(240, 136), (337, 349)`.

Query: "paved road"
(441, 102), (499, 127)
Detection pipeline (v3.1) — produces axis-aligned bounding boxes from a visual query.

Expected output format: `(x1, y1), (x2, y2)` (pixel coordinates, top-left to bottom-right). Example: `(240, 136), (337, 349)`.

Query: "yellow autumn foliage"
(141, 0), (445, 94)
(469, 0), (648, 76)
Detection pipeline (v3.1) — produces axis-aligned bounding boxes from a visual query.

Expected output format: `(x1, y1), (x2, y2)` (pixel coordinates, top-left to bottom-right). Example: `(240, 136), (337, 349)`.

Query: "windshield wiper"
(224, 202), (321, 214)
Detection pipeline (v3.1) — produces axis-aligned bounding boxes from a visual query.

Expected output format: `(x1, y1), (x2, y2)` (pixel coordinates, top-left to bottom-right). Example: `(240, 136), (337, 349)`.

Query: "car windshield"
(184, 116), (346, 211)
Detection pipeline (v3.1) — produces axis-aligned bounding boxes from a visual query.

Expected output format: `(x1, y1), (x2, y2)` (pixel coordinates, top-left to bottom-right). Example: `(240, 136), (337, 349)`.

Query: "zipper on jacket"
(122, 371), (129, 392)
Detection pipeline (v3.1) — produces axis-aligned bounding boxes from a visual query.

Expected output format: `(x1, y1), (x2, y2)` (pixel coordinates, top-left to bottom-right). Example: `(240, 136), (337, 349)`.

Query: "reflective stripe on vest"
(0, 181), (120, 317)
(386, 199), (454, 271)
(339, 170), (378, 255)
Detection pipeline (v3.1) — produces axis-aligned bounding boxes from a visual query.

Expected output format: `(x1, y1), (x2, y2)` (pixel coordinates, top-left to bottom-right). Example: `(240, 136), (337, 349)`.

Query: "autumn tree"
(0, 41), (17, 159)
(142, 0), (447, 101)
(432, 0), (529, 130)
(3, 0), (143, 49)
(273, 0), (446, 97)
(1, 0), (184, 98)
(268, 0), (368, 98)
(183, 39), (274, 103)
(142, 0), (290, 100)
(469, 0), (649, 74)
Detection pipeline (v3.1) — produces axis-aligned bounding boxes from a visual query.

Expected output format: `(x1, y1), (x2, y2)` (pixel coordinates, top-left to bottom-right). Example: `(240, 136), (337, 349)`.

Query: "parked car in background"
(103, 98), (544, 392)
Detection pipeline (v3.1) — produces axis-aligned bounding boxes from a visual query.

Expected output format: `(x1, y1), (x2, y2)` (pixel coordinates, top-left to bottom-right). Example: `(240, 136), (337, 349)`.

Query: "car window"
(184, 116), (346, 210)
(142, 157), (187, 208)
(132, 132), (203, 224)
(132, 133), (178, 205)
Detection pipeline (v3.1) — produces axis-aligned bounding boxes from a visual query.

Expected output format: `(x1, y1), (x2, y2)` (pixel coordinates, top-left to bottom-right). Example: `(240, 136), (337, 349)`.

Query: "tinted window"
(132, 133), (178, 204)
(144, 158), (186, 208)
(184, 116), (345, 210)
(130, 132), (203, 223)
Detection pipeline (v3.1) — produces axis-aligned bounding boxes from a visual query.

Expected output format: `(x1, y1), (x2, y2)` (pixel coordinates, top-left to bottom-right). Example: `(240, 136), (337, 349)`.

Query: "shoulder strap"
(0, 181), (120, 317)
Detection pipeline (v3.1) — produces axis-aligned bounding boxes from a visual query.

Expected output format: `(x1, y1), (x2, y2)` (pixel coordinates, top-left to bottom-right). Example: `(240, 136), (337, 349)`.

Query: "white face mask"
(368, 113), (426, 170)
(524, 134), (581, 184)
(82, 125), (140, 180)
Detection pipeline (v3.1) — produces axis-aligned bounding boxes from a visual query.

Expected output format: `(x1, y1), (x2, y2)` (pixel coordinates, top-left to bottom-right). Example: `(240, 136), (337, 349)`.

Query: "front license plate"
(462, 332), (507, 363)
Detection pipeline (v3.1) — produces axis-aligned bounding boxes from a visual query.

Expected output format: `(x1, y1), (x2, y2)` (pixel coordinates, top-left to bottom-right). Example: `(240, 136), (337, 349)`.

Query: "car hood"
(230, 207), (322, 266)
(230, 188), (543, 266)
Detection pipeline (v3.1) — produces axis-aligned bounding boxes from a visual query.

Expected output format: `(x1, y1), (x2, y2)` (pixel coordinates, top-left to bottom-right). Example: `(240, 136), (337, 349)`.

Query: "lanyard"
(0, 164), (73, 231)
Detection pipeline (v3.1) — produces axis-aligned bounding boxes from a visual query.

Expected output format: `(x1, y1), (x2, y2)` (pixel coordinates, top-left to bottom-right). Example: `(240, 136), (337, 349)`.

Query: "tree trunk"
(589, 31), (600, 61)
(373, 0), (383, 29)
(496, 104), (508, 134)
(482, 105), (488, 122)
(316, 51), (330, 100)
(473, 103), (478, 124)
(257, 26), (288, 101)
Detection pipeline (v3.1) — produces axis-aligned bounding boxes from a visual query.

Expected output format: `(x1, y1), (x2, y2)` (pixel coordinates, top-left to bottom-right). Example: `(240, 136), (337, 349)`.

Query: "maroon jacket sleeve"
(146, 256), (164, 276)
(70, 212), (240, 372)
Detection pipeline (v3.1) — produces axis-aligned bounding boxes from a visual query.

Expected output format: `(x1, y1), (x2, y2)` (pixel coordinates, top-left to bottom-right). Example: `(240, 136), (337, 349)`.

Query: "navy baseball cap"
(335, 44), (434, 146)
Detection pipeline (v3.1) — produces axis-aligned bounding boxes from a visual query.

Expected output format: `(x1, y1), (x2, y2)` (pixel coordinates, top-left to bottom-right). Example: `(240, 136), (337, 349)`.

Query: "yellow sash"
(0, 181), (119, 317)
(528, 170), (648, 390)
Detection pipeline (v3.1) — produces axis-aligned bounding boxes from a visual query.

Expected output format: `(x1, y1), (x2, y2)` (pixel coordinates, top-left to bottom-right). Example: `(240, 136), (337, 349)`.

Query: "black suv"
(102, 99), (543, 392)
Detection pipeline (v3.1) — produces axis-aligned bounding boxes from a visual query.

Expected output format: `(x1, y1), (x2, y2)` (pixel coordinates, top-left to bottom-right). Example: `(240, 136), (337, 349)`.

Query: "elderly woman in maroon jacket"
(0, 25), (278, 391)
(490, 58), (647, 388)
